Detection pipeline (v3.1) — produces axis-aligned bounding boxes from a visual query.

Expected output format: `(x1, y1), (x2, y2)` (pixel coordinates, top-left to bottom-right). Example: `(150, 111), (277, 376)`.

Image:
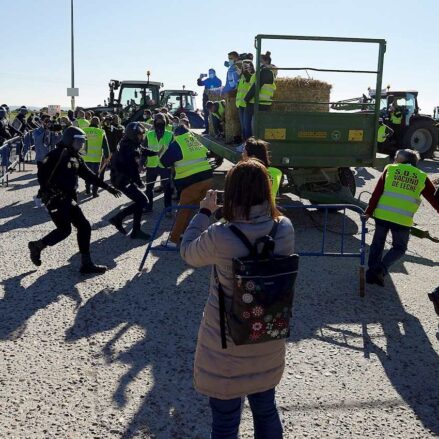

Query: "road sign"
(67, 87), (79, 97)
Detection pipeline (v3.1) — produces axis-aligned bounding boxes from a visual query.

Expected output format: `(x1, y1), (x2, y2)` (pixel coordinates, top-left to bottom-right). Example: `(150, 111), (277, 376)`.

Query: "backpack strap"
(213, 265), (228, 349)
(228, 225), (256, 256)
(269, 219), (279, 239)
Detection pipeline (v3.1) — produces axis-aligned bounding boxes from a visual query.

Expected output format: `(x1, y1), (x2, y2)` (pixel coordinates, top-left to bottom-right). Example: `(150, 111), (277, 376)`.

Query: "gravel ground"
(0, 156), (438, 439)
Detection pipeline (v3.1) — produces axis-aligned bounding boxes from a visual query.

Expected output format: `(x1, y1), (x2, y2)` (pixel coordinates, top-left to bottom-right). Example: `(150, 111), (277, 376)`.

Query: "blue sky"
(1, 0), (438, 114)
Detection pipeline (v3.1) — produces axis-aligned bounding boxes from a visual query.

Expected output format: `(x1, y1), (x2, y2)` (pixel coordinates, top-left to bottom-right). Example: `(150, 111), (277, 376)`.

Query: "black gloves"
(107, 186), (122, 198)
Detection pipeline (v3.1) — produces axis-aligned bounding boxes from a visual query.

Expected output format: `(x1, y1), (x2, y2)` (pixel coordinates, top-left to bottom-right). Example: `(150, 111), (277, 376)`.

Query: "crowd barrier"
(138, 204), (367, 296)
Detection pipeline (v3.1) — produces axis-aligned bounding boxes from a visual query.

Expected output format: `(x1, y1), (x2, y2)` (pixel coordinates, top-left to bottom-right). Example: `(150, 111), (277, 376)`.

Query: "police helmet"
(61, 126), (87, 147)
(0, 107), (6, 119)
(125, 122), (145, 141)
(19, 106), (28, 115)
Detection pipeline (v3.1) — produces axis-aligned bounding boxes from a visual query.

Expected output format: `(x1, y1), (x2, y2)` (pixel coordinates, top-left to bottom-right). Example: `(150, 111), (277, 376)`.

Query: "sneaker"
(131, 230), (151, 240)
(92, 192), (99, 198)
(161, 240), (178, 249)
(28, 241), (44, 266)
(109, 217), (127, 235)
(80, 263), (107, 274)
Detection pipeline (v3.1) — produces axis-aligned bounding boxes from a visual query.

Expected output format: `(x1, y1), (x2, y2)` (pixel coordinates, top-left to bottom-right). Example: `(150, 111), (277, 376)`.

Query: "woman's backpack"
(215, 220), (299, 349)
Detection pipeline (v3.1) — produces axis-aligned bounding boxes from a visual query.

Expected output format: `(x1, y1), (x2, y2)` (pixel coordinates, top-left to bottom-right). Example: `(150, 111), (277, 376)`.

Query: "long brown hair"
(223, 159), (280, 221)
(244, 137), (271, 167)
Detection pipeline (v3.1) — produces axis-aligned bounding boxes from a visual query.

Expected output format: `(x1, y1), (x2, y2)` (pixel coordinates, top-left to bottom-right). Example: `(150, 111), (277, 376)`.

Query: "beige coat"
(180, 204), (295, 400)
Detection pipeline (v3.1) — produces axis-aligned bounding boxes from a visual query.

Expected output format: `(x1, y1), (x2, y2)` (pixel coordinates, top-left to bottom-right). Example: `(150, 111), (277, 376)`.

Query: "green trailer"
(194, 34), (390, 207)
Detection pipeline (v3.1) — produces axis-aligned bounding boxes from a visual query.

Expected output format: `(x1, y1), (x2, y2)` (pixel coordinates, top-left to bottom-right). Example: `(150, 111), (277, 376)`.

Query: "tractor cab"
(159, 89), (205, 128)
(86, 78), (162, 124)
(369, 89), (419, 124)
(109, 79), (161, 120)
(160, 89), (197, 113)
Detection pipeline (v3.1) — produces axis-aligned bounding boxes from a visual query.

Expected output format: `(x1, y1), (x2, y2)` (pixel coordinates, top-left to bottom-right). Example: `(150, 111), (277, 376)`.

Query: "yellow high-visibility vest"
(173, 132), (211, 180)
(82, 127), (105, 163)
(374, 163), (427, 227)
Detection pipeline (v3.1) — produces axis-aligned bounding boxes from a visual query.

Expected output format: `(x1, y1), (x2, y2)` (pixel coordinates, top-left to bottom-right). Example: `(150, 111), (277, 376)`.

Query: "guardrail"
(0, 130), (34, 186)
(138, 203), (367, 296)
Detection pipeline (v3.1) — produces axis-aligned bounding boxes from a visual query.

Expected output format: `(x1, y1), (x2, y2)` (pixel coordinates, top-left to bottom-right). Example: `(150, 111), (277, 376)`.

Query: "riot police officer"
(28, 126), (122, 274)
(109, 122), (151, 240)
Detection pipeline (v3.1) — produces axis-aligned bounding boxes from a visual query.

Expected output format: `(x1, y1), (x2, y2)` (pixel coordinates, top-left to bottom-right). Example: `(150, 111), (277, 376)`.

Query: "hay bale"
(272, 77), (332, 113)
(224, 90), (241, 143)
(206, 90), (223, 136)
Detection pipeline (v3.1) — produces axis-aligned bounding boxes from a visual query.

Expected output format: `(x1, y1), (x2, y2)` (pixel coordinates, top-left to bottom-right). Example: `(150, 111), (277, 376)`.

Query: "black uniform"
(0, 117), (20, 144)
(37, 145), (112, 254)
(110, 136), (150, 238)
(104, 123), (124, 154)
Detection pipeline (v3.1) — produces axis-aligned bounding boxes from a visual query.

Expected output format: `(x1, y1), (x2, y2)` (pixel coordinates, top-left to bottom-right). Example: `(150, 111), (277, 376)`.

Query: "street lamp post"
(70, 0), (75, 110)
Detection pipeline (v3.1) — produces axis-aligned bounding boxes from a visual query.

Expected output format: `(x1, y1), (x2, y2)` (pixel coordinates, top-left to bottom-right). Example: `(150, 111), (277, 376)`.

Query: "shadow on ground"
(66, 255), (211, 439)
(290, 249), (439, 435)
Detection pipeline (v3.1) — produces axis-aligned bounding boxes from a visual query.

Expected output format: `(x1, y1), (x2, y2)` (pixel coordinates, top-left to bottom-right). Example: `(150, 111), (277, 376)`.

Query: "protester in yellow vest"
(159, 118), (213, 247)
(365, 149), (439, 286)
(143, 113), (174, 214)
(206, 100), (225, 138)
(236, 60), (254, 142)
(377, 119), (394, 144)
(241, 137), (282, 201)
(243, 51), (276, 138)
(82, 117), (110, 197)
(74, 110), (90, 129)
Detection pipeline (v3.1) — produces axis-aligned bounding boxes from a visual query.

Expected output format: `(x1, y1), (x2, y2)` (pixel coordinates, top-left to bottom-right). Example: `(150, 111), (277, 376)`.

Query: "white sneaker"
(160, 240), (178, 249)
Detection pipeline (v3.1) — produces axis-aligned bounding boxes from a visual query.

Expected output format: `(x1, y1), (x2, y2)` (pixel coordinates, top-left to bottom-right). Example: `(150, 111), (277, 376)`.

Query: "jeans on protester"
(84, 162), (101, 196)
(367, 218), (411, 275)
(209, 388), (283, 439)
(145, 167), (172, 211)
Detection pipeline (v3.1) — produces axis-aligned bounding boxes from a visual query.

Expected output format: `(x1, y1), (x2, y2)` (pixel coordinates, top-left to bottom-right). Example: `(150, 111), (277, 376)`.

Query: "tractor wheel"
(402, 120), (437, 159)
(339, 167), (356, 196)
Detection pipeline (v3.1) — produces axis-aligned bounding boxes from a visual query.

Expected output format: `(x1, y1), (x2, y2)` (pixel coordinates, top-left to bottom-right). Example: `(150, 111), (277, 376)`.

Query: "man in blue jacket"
(222, 51), (240, 95)
(197, 69), (222, 133)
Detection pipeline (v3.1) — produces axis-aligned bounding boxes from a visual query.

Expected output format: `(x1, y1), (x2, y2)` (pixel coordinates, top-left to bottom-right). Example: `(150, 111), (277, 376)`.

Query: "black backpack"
(215, 220), (299, 349)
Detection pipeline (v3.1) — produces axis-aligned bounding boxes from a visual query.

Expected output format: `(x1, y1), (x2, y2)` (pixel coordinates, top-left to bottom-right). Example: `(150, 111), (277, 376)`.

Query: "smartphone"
(216, 190), (224, 205)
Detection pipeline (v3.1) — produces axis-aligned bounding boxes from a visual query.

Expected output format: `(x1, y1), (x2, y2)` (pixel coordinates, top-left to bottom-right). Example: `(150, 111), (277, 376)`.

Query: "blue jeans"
(368, 218), (411, 275)
(244, 104), (254, 139)
(145, 167), (172, 210)
(209, 388), (283, 439)
(238, 106), (250, 141)
(84, 162), (101, 195)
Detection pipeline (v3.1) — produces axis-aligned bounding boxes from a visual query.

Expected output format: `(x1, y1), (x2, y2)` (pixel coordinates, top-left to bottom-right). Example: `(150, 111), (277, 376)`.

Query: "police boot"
(28, 240), (46, 266)
(130, 229), (151, 240)
(80, 253), (107, 274)
(109, 216), (127, 235)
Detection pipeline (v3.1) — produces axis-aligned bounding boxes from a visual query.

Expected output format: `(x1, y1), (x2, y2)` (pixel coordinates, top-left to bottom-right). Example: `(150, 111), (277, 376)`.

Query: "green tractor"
(159, 88), (205, 128)
(86, 75), (162, 124)
(333, 89), (438, 159)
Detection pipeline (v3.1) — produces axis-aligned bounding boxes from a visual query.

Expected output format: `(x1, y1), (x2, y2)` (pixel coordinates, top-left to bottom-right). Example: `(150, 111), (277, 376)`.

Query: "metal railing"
(0, 131), (34, 186)
(138, 203), (367, 296)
